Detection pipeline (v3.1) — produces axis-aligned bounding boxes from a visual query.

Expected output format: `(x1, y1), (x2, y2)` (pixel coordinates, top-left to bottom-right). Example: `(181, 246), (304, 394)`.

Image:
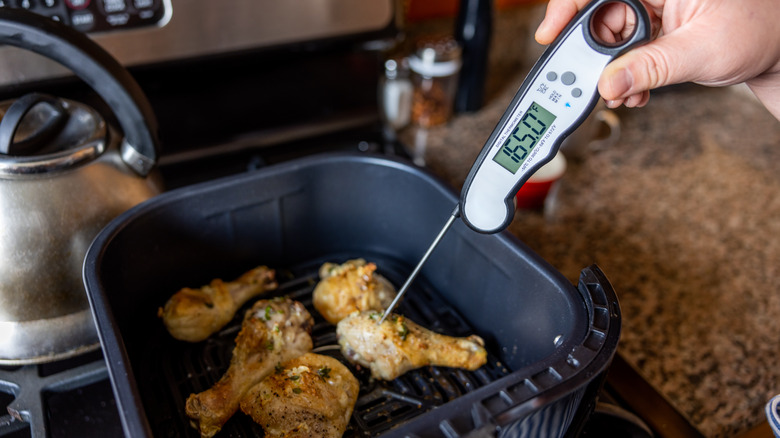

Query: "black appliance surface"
(83, 153), (621, 437)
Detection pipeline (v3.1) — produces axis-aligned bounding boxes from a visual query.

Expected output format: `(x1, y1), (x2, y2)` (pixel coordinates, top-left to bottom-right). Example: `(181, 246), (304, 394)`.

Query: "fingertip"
(624, 93), (642, 108)
(636, 90), (650, 107)
(534, 26), (547, 45)
(534, 17), (555, 45)
(608, 91), (649, 109)
(535, 0), (583, 45)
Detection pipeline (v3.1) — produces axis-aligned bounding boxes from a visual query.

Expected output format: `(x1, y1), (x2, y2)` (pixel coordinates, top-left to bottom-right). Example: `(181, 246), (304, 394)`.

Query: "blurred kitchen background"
(1, 0), (779, 437)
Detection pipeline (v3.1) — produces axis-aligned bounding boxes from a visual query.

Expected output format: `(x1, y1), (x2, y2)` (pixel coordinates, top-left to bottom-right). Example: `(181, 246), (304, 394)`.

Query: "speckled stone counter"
(404, 5), (780, 437)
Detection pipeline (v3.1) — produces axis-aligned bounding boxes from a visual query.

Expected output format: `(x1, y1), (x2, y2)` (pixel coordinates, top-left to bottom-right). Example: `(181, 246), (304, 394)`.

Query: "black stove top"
(0, 350), (119, 438)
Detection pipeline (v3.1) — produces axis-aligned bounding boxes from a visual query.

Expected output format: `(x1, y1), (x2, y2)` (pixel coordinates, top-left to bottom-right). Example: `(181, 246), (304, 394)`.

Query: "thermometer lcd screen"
(492, 102), (556, 174)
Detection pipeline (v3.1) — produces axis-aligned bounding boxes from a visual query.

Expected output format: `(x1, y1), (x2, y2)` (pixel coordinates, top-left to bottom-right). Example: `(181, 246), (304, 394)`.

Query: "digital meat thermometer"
(380, 0), (651, 323)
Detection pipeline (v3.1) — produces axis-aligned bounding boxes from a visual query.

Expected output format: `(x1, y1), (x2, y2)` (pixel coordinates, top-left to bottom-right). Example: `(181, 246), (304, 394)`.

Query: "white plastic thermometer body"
(461, 31), (607, 231)
(380, 0), (650, 322)
(461, 0), (651, 233)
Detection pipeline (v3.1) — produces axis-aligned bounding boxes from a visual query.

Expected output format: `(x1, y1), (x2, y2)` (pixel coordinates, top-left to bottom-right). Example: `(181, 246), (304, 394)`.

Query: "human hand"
(534, 0), (780, 120)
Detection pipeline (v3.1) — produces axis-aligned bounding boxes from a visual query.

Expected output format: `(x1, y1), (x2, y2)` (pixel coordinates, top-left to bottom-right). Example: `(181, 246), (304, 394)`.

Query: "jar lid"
(384, 58), (410, 80)
(408, 35), (462, 77)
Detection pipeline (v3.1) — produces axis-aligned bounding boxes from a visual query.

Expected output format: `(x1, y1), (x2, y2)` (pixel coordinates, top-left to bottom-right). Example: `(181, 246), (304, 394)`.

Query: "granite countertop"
(403, 5), (780, 437)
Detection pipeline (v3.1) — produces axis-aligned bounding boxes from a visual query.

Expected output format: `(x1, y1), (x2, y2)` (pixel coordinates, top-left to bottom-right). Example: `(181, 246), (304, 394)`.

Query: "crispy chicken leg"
(312, 259), (397, 324)
(337, 311), (487, 380)
(185, 297), (314, 438)
(240, 353), (359, 437)
(158, 265), (278, 342)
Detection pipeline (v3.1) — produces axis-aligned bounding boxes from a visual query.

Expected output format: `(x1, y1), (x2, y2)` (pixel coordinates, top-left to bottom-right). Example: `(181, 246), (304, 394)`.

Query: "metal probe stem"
(379, 205), (461, 324)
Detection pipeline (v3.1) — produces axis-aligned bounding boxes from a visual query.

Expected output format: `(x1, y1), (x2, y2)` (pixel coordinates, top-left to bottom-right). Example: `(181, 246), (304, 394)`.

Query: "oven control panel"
(0, 0), (393, 87)
(0, 0), (170, 33)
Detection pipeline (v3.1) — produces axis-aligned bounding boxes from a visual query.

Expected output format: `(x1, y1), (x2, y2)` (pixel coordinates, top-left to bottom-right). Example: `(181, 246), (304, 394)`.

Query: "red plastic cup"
(515, 152), (567, 209)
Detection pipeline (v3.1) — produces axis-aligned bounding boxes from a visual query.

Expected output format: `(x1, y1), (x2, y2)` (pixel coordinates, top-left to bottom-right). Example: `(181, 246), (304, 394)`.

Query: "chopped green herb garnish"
(317, 367), (331, 379)
(274, 363), (284, 374)
(264, 306), (273, 320)
(292, 387), (302, 394)
(288, 375), (300, 381)
(265, 340), (274, 350)
(398, 322), (409, 341)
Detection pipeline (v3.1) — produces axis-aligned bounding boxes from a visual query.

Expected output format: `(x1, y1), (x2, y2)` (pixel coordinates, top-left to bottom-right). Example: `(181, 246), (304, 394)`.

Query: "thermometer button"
(561, 71), (576, 85)
(571, 88), (582, 97)
(546, 71), (558, 81)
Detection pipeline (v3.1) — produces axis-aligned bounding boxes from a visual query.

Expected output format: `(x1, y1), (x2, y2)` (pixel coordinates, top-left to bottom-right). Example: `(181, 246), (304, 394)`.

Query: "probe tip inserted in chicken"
(337, 311), (487, 381)
(312, 259), (397, 324)
(158, 265), (278, 342)
(240, 353), (359, 438)
(185, 297), (314, 438)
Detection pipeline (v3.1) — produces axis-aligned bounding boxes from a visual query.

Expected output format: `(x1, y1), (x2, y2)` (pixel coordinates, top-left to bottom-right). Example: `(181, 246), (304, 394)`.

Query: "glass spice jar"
(408, 35), (462, 128)
(379, 58), (413, 132)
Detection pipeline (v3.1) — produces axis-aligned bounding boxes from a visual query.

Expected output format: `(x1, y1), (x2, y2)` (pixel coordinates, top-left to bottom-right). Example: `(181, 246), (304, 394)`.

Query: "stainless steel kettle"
(0, 8), (162, 364)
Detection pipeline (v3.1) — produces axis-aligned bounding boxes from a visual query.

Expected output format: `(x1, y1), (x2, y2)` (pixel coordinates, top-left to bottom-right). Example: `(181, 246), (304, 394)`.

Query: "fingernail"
(605, 99), (622, 109)
(611, 68), (633, 98)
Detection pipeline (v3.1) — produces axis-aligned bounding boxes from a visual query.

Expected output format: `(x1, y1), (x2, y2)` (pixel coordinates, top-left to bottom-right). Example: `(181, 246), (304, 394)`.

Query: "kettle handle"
(0, 8), (158, 176)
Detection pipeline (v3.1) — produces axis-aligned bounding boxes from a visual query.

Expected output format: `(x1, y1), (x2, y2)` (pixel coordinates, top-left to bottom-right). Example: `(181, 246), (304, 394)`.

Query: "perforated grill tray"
(139, 257), (511, 437)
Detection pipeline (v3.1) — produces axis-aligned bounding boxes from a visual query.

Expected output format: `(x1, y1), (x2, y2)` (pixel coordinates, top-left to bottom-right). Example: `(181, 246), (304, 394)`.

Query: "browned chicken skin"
(312, 259), (397, 324)
(158, 265), (278, 342)
(240, 353), (359, 438)
(337, 311), (487, 381)
(185, 297), (314, 438)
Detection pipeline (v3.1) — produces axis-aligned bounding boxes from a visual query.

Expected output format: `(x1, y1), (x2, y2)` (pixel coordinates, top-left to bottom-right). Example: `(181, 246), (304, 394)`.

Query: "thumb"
(599, 30), (707, 101)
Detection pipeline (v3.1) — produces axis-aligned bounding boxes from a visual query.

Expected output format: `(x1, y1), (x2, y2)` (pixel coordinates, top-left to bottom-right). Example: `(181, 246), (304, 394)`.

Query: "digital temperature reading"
(492, 102), (556, 173)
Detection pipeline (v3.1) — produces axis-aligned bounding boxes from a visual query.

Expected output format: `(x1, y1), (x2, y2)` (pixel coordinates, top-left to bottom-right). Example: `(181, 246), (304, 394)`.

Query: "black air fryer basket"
(83, 153), (620, 437)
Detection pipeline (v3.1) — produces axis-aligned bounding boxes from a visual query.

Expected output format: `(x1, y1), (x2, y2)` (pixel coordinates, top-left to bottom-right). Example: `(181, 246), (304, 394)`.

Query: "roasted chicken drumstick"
(158, 265), (277, 342)
(337, 311), (487, 380)
(240, 353), (359, 438)
(313, 259), (397, 324)
(185, 297), (314, 438)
